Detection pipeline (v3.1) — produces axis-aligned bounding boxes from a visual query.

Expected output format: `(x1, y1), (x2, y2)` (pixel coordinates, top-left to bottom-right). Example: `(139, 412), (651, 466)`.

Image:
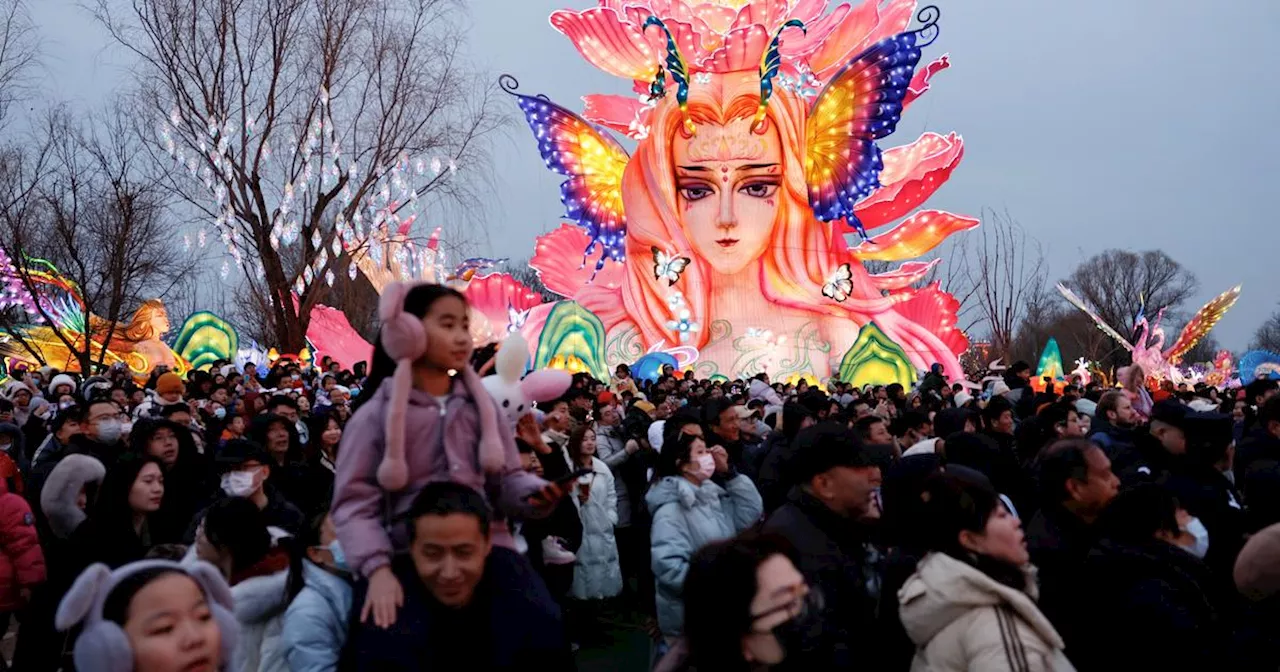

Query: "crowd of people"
(0, 281), (1277, 671)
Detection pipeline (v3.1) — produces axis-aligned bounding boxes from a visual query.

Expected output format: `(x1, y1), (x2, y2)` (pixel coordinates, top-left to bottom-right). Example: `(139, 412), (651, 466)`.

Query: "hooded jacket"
(898, 552), (1074, 672)
(332, 378), (547, 580)
(131, 419), (215, 543)
(39, 453), (106, 541)
(646, 473), (763, 637)
(282, 559), (353, 672)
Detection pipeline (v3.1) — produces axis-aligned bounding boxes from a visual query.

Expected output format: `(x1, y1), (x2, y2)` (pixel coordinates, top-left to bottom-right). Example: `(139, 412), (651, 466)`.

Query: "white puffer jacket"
(898, 552), (1075, 672)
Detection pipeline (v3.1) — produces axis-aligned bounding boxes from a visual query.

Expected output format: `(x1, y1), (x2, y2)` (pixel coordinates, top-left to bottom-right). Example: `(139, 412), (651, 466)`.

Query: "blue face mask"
(1183, 516), (1210, 559)
(213, 407), (227, 419)
(327, 539), (349, 572)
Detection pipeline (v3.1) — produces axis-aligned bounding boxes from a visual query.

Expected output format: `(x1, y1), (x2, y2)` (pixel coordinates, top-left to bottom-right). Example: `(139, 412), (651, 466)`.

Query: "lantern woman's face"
(673, 115), (783, 275)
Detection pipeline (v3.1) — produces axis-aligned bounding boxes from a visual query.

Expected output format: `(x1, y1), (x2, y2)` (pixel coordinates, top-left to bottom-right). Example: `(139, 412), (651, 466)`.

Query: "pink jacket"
(0, 479), (44, 610)
(332, 378), (547, 579)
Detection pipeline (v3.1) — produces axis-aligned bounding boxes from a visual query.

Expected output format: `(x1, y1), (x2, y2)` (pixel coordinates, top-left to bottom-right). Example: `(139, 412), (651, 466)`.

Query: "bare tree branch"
(93, 0), (505, 350)
(950, 208), (1046, 360)
(0, 0), (38, 129)
(0, 104), (193, 372)
(1252, 305), (1280, 352)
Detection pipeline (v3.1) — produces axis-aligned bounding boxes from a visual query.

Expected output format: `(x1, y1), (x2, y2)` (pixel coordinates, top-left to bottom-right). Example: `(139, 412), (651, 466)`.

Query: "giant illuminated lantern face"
(507, 0), (975, 383)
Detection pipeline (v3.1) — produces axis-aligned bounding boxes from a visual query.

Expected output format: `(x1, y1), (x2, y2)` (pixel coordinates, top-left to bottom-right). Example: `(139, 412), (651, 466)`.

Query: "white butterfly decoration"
(822, 263), (853, 302)
(652, 247), (691, 286)
(507, 305), (530, 333)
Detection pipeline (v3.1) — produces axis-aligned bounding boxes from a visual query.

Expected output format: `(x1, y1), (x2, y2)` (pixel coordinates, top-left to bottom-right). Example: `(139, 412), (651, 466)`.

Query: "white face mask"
(96, 419), (123, 444)
(689, 453), (715, 480)
(220, 469), (258, 498)
(1183, 516), (1210, 559)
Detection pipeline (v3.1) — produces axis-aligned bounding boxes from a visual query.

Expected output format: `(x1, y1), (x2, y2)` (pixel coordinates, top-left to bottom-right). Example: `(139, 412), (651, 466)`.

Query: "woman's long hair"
(565, 425), (595, 469)
(353, 284), (465, 414)
(90, 454), (164, 539)
(305, 412), (342, 461)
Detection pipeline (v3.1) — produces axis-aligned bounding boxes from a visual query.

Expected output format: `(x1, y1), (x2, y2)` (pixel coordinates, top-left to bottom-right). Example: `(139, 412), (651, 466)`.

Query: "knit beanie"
(376, 282), (504, 491)
(50, 373), (77, 395)
(155, 372), (184, 397)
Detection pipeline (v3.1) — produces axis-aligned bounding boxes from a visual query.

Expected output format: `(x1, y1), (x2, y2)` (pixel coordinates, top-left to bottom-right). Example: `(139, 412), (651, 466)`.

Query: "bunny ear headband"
(57, 560), (234, 632)
(57, 560), (239, 672)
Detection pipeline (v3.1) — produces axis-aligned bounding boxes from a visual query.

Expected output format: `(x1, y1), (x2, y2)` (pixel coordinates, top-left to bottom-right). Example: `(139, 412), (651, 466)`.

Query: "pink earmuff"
(379, 281), (427, 362)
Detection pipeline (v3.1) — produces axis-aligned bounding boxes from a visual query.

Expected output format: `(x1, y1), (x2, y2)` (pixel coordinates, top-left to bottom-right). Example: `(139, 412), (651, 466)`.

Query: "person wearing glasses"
(654, 532), (819, 672)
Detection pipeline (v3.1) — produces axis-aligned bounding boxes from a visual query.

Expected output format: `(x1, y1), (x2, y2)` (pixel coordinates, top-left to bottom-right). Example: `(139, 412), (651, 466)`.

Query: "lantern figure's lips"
(715, 238), (738, 247)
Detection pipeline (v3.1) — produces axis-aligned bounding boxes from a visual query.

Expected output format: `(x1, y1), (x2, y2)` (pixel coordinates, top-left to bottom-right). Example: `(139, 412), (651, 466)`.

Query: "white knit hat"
(49, 374), (77, 395)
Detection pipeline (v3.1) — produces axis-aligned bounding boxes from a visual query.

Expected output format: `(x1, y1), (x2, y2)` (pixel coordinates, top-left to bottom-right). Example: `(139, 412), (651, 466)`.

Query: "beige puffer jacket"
(899, 552), (1075, 672)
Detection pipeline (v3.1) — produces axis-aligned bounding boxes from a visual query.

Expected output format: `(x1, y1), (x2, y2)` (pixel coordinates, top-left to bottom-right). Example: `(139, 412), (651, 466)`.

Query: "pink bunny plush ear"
(459, 365), (506, 473)
(522, 370), (572, 403)
(376, 281), (429, 492)
(494, 332), (529, 383)
(56, 563), (112, 631)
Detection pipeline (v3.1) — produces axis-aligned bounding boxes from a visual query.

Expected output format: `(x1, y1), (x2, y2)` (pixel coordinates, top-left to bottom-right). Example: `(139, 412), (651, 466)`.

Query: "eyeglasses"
(749, 584), (823, 633)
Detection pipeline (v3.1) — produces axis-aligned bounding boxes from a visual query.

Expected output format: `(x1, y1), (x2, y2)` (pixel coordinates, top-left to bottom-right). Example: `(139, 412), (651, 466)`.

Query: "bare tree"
(1252, 306), (1280, 352)
(93, 0), (504, 351)
(0, 106), (191, 372)
(953, 208), (1047, 360)
(0, 0), (38, 128)
(1061, 250), (1198, 344)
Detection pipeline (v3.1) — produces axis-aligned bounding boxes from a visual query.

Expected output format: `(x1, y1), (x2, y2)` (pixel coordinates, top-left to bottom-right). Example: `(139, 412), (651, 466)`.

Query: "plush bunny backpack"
(377, 281), (506, 491)
(55, 559), (239, 672)
(481, 331), (572, 429)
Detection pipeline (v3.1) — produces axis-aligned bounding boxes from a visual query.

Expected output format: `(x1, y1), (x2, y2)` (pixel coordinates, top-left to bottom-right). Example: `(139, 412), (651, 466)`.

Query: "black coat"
(762, 489), (881, 671)
(755, 432), (797, 515)
(1024, 506), (1095, 658)
(349, 549), (574, 671)
(1236, 427), (1280, 485)
(1087, 418), (1137, 460)
(1071, 538), (1237, 671)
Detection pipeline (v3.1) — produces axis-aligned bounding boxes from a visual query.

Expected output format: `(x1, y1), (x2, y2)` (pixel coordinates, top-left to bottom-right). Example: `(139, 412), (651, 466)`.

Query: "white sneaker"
(542, 536), (577, 565)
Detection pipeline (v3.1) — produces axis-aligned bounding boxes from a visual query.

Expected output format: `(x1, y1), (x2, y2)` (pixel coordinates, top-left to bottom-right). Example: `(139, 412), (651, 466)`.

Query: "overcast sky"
(25, 0), (1280, 349)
